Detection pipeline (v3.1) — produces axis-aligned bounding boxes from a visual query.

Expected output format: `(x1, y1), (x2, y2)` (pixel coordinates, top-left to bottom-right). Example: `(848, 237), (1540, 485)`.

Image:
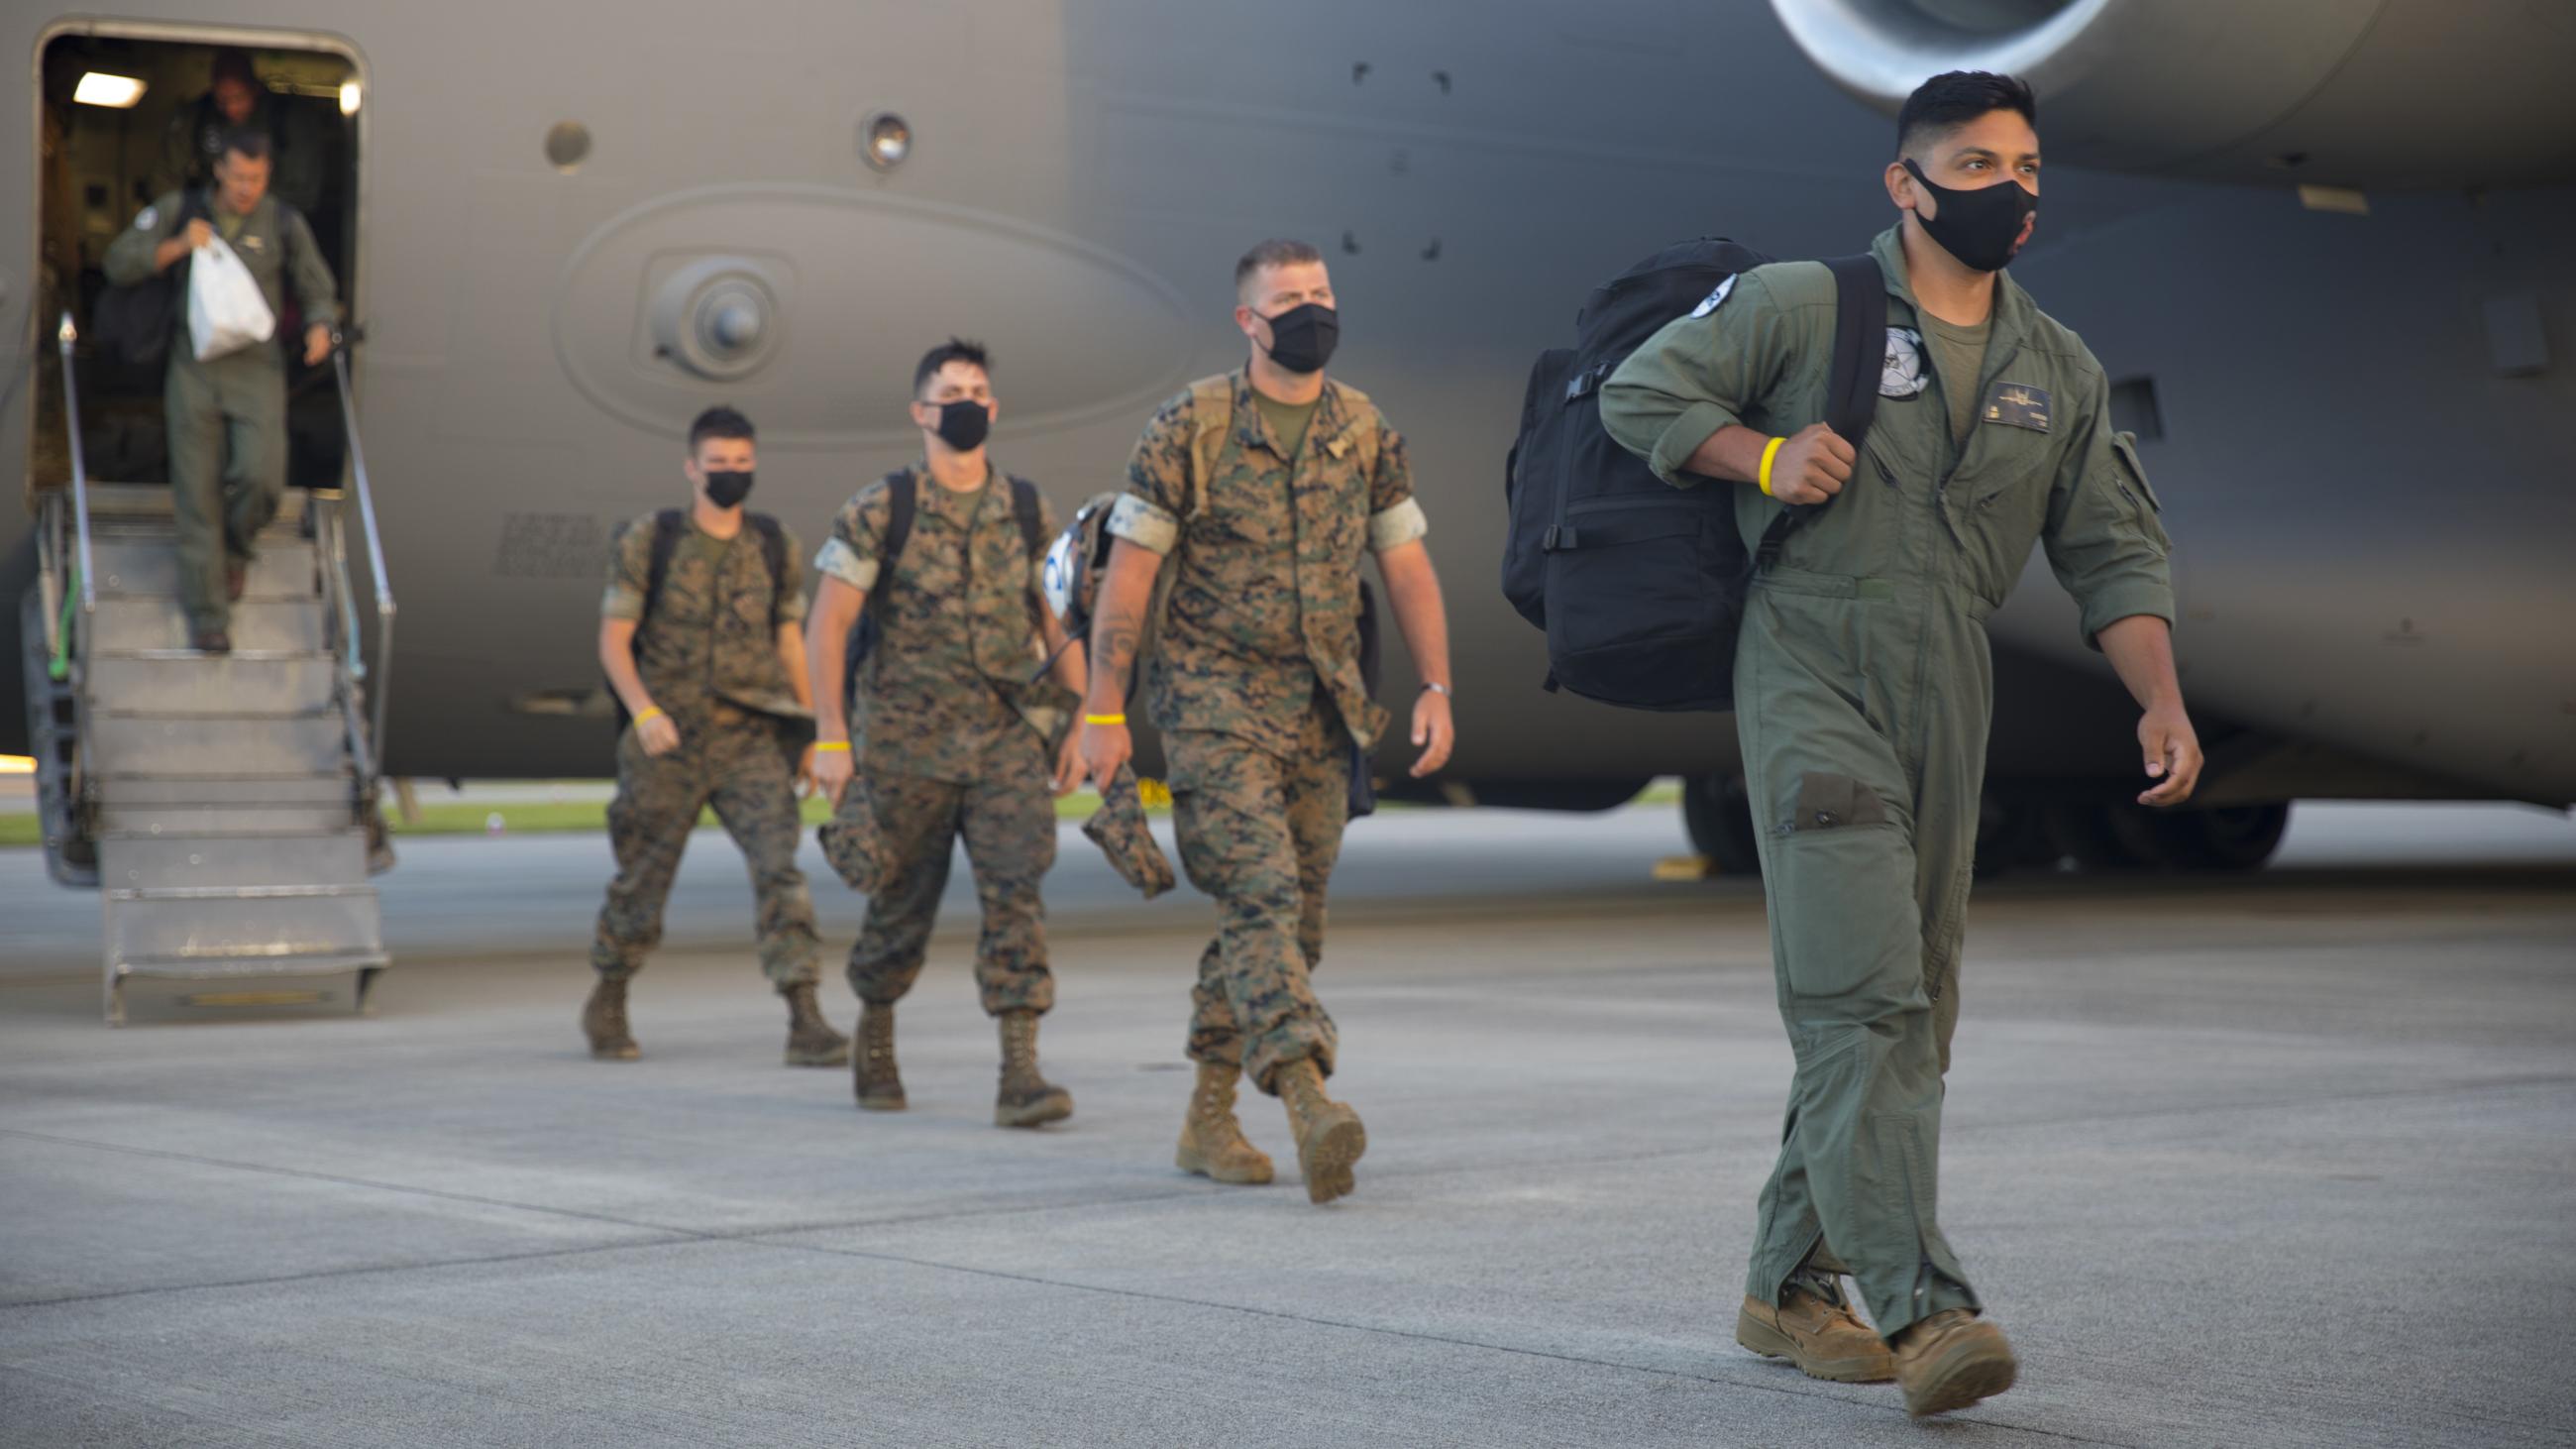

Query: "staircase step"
(105, 883), (382, 963)
(113, 947), (391, 982)
(81, 482), (308, 534)
(99, 802), (359, 836)
(89, 597), (327, 654)
(87, 712), (345, 776)
(89, 537), (316, 602)
(98, 831), (370, 891)
(85, 651), (336, 715)
(95, 772), (354, 806)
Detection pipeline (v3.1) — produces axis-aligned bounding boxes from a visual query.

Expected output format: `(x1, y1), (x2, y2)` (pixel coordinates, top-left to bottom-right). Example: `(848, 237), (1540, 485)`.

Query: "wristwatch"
(1421, 681), (1452, 698)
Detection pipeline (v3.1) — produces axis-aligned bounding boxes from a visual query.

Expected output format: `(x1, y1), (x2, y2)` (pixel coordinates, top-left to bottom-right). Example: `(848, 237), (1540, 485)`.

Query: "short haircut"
(1895, 70), (2037, 159)
(688, 404), (756, 453)
(217, 128), (271, 164)
(1234, 238), (1325, 300)
(208, 48), (259, 90)
(912, 337), (991, 397)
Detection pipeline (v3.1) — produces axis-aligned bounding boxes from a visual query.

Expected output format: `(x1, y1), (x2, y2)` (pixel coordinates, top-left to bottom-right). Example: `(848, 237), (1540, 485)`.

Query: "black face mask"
(701, 469), (754, 509)
(1260, 303), (1340, 375)
(1903, 159), (2037, 274)
(931, 398), (991, 453)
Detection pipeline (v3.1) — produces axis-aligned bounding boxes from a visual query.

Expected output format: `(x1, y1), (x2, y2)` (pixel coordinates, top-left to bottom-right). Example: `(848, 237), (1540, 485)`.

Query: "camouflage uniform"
(591, 514), (821, 987)
(1108, 372), (1428, 1093)
(816, 466), (1070, 1017)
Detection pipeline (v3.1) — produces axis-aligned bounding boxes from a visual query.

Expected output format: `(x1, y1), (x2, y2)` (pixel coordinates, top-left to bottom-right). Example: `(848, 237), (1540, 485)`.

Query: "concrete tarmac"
(3, 802), (2573, 1447)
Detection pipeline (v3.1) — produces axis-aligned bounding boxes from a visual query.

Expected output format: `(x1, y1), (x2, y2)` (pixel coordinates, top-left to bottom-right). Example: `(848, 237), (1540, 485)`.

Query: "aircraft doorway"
(31, 27), (363, 500)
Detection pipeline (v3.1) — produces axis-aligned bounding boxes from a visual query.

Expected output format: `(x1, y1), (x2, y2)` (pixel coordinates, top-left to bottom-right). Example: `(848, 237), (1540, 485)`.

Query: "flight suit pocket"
(1774, 773), (1915, 1012)
(2107, 432), (2170, 558)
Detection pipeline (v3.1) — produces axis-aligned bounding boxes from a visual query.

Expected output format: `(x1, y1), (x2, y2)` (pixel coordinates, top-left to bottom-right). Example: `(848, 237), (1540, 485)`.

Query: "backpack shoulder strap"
(1006, 477), (1046, 560)
(1183, 374), (1236, 521)
(1819, 254), (1887, 454)
(641, 508), (688, 621)
(1322, 380), (1383, 476)
(876, 469), (918, 584)
(745, 512), (787, 628)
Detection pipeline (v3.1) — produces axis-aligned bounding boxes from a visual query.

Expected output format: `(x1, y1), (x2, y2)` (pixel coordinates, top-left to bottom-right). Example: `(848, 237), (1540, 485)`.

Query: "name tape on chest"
(1983, 382), (2052, 432)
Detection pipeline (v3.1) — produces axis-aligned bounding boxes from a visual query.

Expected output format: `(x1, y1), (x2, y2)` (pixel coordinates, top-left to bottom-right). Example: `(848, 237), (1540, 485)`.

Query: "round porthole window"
(860, 112), (911, 171)
(545, 121), (591, 172)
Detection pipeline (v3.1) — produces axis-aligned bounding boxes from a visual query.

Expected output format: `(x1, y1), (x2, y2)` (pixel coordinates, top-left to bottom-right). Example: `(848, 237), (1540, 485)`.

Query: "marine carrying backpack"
(1499, 239), (1884, 712)
(608, 508), (790, 733)
(843, 468), (1049, 714)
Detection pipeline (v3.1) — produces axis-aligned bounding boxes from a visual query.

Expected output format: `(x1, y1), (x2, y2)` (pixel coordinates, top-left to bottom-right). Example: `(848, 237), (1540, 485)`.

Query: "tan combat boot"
(1892, 1309), (2018, 1417)
(1736, 1284), (1894, 1383)
(853, 1001), (905, 1110)
(1174, 1061), (1274, 1184)
(1274, 1059), (1366, 1205)
(995, 1010), (1073, 1128)
(582, 976), (639, 1060)
(782, 981), (851, 1067)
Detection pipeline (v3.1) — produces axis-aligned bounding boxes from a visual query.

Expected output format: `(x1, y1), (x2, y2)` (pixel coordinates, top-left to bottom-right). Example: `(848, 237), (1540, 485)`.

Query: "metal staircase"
(33, 313), (398, 1024)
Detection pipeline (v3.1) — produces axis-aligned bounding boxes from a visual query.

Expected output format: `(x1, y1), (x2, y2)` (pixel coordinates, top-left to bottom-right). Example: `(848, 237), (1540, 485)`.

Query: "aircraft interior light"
(339, 79), (361, 116)
(73, 72), (147, 109)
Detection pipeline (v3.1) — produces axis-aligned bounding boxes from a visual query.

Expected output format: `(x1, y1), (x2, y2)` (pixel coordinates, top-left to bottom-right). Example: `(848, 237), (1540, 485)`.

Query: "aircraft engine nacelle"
(1769, 0), (2576, 189)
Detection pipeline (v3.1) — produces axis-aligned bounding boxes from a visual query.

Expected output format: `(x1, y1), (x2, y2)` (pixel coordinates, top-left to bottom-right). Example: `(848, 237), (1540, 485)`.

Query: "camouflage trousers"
(590, 703), (820, 989)
(1167, 706), (1350, 1096)
(848, 731), (1058, 1017)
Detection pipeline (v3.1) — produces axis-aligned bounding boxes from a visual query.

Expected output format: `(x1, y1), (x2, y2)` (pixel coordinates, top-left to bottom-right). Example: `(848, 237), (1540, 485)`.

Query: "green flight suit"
(1601, 225), (2175, 1340)
(103, 190), (339, 633)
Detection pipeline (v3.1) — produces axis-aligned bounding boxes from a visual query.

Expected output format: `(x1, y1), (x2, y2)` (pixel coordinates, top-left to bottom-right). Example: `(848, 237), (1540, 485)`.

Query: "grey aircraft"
(7, 0), (2573, 894)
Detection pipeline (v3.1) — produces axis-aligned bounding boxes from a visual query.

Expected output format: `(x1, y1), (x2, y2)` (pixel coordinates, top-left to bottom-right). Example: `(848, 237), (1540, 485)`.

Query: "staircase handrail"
(54, 313), (97, 631)
(326, 328), (395, 779)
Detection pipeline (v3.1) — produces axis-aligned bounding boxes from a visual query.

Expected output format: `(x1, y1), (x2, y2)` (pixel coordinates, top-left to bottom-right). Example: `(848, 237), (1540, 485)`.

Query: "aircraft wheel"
(2043, 801), (2157, 870)
(1681, 773), (1765, 878)
(2155, 803), (2292, 872)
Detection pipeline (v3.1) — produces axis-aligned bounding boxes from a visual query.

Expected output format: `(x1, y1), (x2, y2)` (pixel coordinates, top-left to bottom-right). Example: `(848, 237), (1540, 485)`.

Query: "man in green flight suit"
(1602, 72), (2203, 1416)
(1080, 239), (1459, 1205)
(587, 405), (847, 1069)
(104, 127), (338, 653)
(805, 340), (1091, 1128)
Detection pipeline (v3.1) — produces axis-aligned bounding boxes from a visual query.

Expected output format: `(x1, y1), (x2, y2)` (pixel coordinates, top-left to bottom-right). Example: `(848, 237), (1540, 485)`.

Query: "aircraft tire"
(1682, 773), (1765, 879)
(2155, 803), (2292, 872)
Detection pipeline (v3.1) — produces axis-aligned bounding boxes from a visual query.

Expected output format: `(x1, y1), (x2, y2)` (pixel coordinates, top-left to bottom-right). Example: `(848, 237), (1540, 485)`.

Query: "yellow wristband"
(1085, 714), (1127, 726)
(1757, 435), (1787, 497)
(812, 740), (850, 752)
(634, 708), (666, 725)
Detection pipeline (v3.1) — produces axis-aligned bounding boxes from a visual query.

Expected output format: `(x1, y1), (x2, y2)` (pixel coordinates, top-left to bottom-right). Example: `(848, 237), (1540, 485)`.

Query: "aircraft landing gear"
(1681, 773), (1765, 878)
(2041, 800), (2291, 872)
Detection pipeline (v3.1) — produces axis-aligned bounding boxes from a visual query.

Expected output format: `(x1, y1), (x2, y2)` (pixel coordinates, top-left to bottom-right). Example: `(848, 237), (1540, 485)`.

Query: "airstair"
(28, 313), (398, 1023)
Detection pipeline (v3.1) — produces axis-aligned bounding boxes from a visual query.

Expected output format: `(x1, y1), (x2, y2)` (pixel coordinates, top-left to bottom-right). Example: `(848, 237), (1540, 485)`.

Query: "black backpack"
(1500, 239), (1884, 712)
(845, 469), (1048, 713)
(92, 190), (213, 370)
(609, 508), (790, 731)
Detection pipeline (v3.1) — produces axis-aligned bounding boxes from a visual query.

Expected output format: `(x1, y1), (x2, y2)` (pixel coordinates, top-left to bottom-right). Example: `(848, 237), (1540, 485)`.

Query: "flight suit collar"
(1870, 223), (2035, 360)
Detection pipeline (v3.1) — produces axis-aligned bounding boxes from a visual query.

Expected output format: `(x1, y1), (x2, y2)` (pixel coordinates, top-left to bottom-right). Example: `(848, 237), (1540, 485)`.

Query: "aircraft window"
(545, 121), (590, 172)
(861, 112), (911, 171)
(2109, 377), (2163, 442)
(33, 31), (364, 496)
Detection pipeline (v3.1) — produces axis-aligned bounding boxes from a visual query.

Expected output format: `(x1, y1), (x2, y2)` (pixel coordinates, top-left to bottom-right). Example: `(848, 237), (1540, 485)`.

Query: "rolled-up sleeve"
(599, 519), (649, 620)
(813, 484), (889, 592)
(2044, 373), (2175, 649)
(1363, 415), (1428, 552)
(1601, 270), (1792, 486)
(1109, 395), (1194, 555)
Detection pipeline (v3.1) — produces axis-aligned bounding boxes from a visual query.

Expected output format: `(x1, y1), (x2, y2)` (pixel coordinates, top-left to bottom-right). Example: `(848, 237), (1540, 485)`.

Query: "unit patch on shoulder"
(134, 204), (160, 231)
(1983, 381), (2052, 432)
(1687, 275), (1737, 319)
(1880, 326), (1925, 399)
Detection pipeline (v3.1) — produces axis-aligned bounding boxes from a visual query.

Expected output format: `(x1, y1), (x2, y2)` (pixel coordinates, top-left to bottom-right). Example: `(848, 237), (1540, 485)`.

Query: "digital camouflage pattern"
(104, 189), (340, 632)
(1601, 224), (2175, 1342)
(814, 467), (1071, 783)
(590, 701), (821, 987)
(1106, 371), (1426, 760)
(816, 773), (885, 894)
(600, 514), (809, 721)
(1083, 763), (1175, 898)
(847, 736), (1058, 1017)
(1167, 705), (1351, 1094)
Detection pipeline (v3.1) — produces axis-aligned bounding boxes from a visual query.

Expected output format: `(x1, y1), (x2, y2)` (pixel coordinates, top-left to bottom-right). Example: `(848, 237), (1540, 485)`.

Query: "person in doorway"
(104, 128), (336, 654)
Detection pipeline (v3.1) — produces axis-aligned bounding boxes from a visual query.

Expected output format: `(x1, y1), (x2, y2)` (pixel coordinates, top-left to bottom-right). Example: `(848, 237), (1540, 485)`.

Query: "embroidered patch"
(1687, 275), (1737, 319)
(1982, 382), (2052, 432)
(134, 204), (159, 231)
(1880, 327), (1926, 399)
(240, 234), (268, 253)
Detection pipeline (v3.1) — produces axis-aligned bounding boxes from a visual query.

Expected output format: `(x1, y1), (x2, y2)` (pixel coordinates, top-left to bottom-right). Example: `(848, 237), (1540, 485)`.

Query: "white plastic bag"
(187, 235), (275, 362)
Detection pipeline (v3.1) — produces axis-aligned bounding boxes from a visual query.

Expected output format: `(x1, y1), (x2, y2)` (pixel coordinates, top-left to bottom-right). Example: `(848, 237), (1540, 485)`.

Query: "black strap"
(1756, 254), (1887, 570)
(882, 469), (917, 567)
(744, 512), (787, 629)
(643, 508), (788, 626)
(1006, 476), (1046, 560)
